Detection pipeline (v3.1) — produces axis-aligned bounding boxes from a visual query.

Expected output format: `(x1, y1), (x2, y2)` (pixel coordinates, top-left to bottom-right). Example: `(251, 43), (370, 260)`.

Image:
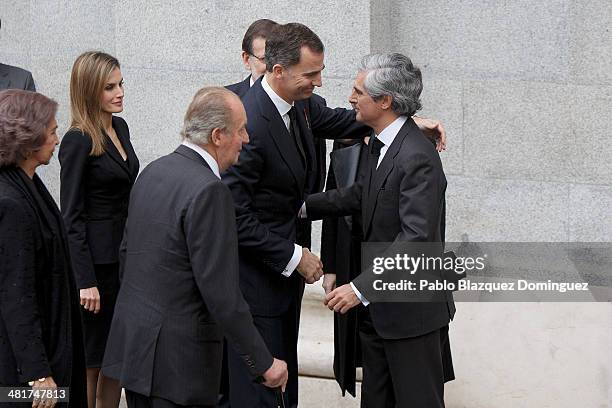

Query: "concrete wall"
(2, 1), (611, 406)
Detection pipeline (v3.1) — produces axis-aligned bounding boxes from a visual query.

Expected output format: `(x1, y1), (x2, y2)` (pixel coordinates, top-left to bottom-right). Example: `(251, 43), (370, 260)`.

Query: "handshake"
(296, 247), (324, 284)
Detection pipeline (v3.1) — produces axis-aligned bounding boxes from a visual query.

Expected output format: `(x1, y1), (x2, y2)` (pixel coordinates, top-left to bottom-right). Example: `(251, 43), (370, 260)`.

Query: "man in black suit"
(0, 19), (36, 91)
(226, 20), (336, 256)
(222, 22), (373, 407)
(222, 20), (283, 407)
(303, 53), (455, 407)
(102, 87), (288, 408)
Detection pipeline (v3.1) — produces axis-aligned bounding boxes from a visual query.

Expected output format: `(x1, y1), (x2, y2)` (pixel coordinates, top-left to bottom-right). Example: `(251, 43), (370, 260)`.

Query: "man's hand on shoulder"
(296, 248), (323, 284)
(413, 115), (447, 152)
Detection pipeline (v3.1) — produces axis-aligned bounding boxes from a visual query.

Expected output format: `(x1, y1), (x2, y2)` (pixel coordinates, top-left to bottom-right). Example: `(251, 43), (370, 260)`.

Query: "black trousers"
(227, 302), (300, 408)
(359, 311), (454, 408)
(125, 390), (215, 408)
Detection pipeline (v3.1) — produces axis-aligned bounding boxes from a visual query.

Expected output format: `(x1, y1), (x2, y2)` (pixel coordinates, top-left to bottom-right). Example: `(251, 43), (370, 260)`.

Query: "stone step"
(298, 376), (361, 407)
(298, 289), (363, 382)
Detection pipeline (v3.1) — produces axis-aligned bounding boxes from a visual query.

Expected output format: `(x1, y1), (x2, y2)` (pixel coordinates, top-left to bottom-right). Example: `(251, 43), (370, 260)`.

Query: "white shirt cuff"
(298, 202), (307, 219)
(350, 282), (369, 306)
(282, 244), (302, 277)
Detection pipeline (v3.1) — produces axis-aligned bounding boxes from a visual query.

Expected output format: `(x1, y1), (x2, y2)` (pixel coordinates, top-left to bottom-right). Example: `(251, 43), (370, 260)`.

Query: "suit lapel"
(255, 85), (306, 196)
(238, 76), (251, 97)
(104, 133), (131, 176)
(104, 117), (133, 179)
(294, 101), (316, 191)
(363, 122), (410, 236)
(114, 120), (139, 181)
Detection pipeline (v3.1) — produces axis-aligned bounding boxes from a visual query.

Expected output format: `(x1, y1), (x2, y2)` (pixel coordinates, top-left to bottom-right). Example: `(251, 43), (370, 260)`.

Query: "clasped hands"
(323, 273), (360, 314)
(296, 251), (360, 312)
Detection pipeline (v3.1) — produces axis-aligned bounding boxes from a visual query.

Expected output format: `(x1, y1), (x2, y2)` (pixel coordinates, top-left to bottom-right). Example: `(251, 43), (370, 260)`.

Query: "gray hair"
(359, 53), (422, 117)
(181, 87), (236, 145)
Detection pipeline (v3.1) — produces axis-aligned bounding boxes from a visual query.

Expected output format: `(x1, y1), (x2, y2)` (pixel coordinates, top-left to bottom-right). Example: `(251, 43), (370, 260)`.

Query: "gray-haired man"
(304, 53), (455, 407)
(102, 87), (287, 408)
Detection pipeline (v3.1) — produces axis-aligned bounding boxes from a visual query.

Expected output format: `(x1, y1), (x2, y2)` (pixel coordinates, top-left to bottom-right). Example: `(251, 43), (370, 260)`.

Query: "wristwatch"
(27, 377), (46, 386)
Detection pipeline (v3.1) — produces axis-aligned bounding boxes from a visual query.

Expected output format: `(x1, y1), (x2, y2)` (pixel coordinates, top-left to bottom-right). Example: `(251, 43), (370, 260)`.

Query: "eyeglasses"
(249, 53), (265, 63)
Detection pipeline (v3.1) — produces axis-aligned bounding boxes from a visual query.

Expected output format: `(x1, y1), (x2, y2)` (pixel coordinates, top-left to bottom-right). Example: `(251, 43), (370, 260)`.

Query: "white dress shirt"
(181, 140), (221, 179)
(261, 75), (293, 130)
(375, 115), (408, 169)
(260, 75), (302, 277)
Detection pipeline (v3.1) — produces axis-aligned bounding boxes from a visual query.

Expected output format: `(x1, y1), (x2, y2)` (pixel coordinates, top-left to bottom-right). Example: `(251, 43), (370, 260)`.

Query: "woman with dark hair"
(0, 89), (87, 407)
(59, 51), (139, 408)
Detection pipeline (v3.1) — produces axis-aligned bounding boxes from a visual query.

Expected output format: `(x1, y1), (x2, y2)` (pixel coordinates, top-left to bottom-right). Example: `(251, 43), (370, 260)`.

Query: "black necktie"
(367, 135), (385, 192)
(288, 107), (306, 166)
(370, 136), (385, 171)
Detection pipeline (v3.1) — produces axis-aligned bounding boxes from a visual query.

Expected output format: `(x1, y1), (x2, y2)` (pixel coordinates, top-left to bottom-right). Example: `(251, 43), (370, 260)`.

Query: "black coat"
(102, 146), (272, 406)
(59, 116), (139, 289)
(320, 141), (367, 396)
(222, 77), (368, 316)
(226, 76), (329, 249)
(0, 167), (87, 407)
(225, 75), (251, 98)
(307, 118), (455, 339)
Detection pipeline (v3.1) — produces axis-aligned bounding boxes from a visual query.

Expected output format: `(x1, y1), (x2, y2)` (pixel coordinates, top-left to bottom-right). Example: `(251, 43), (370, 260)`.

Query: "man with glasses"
(226, 19), (277, 97)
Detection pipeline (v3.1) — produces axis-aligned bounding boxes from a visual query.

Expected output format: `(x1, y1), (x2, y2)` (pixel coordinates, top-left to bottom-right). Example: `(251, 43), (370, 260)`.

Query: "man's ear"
(272, 64), (284, 79)
(241, 51), (250, 71)
(210, 128), (224, 147)
(380, 94), (393, 110)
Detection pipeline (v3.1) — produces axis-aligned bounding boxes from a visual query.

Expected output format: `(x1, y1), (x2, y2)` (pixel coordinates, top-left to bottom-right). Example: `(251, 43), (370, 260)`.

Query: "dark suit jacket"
(307, 118), (455, 339)
(226, 76), (329, 250)
(59, 116), (139, 289)
(0, 63), (35, 91)
(102, 146), (273, 406)
(222, 77), (368, 316)
(0, 167), (87, 407)
(226, 75), (251, 98)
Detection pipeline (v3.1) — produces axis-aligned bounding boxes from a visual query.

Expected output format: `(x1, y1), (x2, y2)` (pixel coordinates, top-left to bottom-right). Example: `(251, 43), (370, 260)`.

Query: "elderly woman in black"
(0, 89), (86, 407)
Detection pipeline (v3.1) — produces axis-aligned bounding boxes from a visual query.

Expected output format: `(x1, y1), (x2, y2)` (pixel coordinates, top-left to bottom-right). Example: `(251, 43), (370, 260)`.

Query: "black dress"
(0, 166), (87, 407)
(59, 116), (139, 367)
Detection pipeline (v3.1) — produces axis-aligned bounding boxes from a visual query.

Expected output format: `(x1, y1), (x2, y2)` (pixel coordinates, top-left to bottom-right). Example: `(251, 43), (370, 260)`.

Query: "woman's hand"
(31, 376), (57, 408)
(79, 287), (101, 313)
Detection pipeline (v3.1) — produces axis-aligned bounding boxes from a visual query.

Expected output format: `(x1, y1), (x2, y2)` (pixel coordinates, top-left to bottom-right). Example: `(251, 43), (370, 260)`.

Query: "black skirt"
(80, 263), (120, 368)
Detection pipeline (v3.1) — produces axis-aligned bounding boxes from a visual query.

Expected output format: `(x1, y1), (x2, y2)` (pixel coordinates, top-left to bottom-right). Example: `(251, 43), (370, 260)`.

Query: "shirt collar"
(181, 140), (221, 179)
(376, 116), (408, 147)
(249, 75), (255, 87)
(261, 75), (293, 117)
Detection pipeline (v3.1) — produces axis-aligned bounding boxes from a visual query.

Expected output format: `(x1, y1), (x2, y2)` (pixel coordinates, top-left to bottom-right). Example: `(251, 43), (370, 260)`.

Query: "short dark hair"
(265, 23), (324, 72)
(0, 90), (58, 167)
(241, 19), (278, 55)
